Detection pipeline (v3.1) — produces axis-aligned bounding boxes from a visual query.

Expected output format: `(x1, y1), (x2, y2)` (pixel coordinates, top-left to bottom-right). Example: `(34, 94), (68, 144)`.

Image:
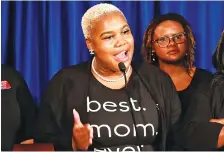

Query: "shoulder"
(42, 62), (90, 105)
(212, 72), (224, 82)
(195, 68), (213, 80)
(2, 64), (22, 78)
(43, 62), (90, 96)
(193, 68), (213, 86)
(133, 62), (171, 80)
(196, 68), (213, 75)
(1, 64), (26, 86)
(190, 68), (213, 97)
(51, 61), (89, 81)
(132, 62), (174, 93)
(211, 73), (224, 91)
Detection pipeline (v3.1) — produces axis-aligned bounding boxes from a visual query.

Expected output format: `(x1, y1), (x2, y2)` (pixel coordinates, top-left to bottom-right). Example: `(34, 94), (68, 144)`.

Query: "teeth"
(114, 50), (128, 62)
(116, 51), (126, 55)
(116, 51), (125, 57)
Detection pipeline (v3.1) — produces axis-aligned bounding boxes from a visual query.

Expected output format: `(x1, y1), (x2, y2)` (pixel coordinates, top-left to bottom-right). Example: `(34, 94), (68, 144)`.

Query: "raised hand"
(210, 118), (224, 125)
(72, 109), (93, 150)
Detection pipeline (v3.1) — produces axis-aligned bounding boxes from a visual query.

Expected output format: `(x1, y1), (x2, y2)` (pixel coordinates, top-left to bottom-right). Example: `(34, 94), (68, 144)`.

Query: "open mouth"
(114, 51), (129, 62)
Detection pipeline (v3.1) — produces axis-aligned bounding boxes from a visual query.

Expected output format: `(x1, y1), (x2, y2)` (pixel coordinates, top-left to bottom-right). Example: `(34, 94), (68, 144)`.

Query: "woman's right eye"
(158, 37), (167, 42)
(103, 35), (114, 40)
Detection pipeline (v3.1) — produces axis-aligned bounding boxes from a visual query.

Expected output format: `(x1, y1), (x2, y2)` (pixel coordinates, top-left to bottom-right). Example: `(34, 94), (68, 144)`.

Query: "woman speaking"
(35, 3), (181, 151)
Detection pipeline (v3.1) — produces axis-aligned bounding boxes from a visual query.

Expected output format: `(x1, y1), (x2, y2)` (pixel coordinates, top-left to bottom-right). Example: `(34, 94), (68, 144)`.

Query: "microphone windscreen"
(118, 62), (126, 72)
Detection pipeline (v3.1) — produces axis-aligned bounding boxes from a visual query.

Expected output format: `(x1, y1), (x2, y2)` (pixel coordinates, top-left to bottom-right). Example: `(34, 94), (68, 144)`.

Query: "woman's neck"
(93, 58), (123, 79)
(159, 61), (196, 91)
(91, 57), (132, 89)
(159, 61), (187, 77)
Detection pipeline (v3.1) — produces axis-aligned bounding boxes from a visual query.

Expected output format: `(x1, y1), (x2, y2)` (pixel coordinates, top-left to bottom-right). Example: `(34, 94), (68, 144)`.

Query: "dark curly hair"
(142, 13), (195, 74)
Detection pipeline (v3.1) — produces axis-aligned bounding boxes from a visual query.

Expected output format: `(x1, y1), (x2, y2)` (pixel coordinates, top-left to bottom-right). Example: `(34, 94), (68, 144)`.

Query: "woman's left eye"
(122, 29), (130, 34)
(176, 34), (183, 39)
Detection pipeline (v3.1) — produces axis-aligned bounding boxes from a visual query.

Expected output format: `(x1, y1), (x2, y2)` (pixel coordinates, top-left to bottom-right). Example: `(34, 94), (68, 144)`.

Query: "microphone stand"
(118, 62), (142, 151)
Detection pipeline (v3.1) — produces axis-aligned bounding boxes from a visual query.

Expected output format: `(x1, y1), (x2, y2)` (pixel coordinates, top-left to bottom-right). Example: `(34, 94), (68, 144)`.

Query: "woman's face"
(87, 12), (134, 72)
(153, 20), (188, 64)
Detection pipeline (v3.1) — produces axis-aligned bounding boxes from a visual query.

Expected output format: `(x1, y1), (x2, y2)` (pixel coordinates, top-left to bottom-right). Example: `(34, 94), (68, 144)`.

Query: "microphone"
(118, 62), (128, 88)
(118, 62), (126, 73)
(118, 62), (142, 149)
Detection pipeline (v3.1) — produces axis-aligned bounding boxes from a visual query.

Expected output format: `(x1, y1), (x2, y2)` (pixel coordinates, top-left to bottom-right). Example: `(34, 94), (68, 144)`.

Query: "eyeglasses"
(152, 32), (187, 48)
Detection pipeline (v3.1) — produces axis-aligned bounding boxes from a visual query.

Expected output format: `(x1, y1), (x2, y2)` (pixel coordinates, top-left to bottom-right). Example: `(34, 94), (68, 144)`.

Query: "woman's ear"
(86, 39), (95, 56)
(85, 39), (93, 51)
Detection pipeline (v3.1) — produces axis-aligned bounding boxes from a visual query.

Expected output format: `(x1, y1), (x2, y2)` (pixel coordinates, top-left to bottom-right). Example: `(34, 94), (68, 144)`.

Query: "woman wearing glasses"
(142, 13), (223, 150)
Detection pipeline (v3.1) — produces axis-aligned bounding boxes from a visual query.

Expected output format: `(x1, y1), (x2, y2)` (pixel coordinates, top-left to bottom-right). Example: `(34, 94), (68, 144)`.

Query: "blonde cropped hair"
(81, 3), (126, 39)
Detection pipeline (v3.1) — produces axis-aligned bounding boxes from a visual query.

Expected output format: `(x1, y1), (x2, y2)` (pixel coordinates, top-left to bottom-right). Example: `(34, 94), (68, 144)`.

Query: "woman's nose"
(115, 35), (126, 47)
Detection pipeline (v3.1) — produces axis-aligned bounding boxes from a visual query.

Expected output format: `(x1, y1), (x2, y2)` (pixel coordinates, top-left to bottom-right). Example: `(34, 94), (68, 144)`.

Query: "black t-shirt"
(178, 68), (213, 118)
(1, 64), (37, 151)
(88, 71), (159, 151)
(35, 62), (181, 151)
